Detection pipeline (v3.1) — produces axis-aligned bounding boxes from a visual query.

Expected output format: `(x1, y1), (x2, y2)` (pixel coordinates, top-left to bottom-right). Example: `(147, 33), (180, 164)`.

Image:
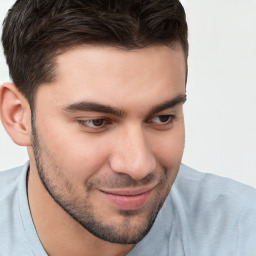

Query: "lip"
(99, 186), (155, 210)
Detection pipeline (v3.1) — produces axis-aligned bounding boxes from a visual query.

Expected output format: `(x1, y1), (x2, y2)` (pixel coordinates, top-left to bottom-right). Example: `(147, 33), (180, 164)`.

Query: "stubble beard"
(31, 116), (171, 244)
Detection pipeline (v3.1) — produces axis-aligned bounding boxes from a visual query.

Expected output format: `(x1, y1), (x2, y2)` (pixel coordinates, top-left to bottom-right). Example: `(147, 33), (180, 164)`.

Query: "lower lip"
(100, 190), (152, 210)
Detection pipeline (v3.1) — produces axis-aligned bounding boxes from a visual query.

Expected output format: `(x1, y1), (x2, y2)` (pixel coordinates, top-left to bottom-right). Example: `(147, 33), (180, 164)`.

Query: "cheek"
(36, 120), (111, 179)
(150, 125), (185, 168)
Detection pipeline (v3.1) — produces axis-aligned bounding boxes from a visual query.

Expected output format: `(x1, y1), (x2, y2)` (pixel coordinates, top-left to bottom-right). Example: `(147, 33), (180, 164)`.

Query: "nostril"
(109, 150), (156, 181)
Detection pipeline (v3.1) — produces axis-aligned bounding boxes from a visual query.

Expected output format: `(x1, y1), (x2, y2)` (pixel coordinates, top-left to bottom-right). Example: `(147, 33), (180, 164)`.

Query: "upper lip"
(99, 185), (157, 196)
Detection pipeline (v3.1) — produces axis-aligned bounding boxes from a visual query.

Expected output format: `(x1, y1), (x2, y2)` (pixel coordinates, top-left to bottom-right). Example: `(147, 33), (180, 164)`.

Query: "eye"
(150, 115), (175, 124)
(78, 118), (109, 129)
(147, 114), (176, 130)
(87, 119), (105, 127)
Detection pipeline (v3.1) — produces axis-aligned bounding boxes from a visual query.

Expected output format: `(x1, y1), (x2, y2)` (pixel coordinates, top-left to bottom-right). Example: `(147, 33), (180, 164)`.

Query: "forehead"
(55, 43), (186, 78)
(35, 44), (186, 112)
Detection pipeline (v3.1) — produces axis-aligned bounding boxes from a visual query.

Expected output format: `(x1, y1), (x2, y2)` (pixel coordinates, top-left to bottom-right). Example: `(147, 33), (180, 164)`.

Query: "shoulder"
(172, 164), (256, 221)
(0, 165), (24, 200)
(168, 164), (256, 255)
(174, 164), (256, 208)
(0, 164), (27, 213)
(0, 163), (34, 255)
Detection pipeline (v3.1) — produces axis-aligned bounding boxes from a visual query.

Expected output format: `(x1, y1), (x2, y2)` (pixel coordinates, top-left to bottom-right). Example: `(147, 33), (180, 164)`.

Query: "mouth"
(99, 186), (156, 210)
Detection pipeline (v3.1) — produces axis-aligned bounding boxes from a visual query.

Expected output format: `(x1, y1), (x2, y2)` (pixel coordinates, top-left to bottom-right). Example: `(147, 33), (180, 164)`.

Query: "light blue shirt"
(1, 162), (256, 256)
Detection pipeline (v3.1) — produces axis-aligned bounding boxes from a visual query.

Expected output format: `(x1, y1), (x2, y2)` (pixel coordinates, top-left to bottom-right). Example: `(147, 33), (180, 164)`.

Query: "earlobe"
(0, 83), (32, 146)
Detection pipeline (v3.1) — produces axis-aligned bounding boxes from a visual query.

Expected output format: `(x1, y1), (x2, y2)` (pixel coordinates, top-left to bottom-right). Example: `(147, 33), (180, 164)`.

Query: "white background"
(0, 0), (255, 188)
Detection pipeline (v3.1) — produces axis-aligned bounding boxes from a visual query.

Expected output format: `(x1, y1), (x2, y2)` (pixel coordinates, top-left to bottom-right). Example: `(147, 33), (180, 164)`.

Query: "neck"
(27, 161), (135, 256)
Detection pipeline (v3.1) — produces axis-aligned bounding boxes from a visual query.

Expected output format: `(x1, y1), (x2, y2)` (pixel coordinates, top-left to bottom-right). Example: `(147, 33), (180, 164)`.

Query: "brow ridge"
(63, 101), (125, 117)
(63, 94), (187, 117)
(148, 94), (187, 116)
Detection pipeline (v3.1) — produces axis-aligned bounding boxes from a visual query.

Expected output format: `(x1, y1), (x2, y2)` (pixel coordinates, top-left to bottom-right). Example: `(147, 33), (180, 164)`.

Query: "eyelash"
(148, 115), (175, 125)
(77, 114), (176, 132)
(77, 118), (111, 129)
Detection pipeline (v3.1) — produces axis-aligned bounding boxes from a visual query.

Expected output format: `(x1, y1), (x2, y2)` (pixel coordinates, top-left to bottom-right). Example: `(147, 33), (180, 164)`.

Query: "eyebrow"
(63, 101), (125, 117)
(63, 94), (187, 117)
(148, 94), (187, 116)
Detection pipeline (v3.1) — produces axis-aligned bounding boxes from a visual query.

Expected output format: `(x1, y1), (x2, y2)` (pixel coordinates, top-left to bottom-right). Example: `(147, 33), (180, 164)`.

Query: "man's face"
(31, 44), (186, 244)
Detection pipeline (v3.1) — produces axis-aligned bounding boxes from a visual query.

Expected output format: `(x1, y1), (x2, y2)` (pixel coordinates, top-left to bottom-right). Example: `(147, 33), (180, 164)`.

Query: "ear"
(0, 82), (32, 146)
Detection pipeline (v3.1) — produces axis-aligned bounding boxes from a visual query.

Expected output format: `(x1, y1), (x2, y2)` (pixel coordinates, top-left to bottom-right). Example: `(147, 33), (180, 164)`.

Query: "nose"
(109, 125), (156, 181)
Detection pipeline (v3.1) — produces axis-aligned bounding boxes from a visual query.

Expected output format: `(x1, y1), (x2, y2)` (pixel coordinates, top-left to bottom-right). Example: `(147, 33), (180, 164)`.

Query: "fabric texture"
(0, 162), (256, 256)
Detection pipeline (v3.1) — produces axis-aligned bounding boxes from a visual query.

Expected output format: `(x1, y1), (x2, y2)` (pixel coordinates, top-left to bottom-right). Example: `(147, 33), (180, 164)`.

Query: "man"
(0, 0), (255, 255)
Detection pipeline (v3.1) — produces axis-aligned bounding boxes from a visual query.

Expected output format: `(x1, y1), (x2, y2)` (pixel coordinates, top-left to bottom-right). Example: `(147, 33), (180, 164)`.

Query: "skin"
(0, 44), (186, 256)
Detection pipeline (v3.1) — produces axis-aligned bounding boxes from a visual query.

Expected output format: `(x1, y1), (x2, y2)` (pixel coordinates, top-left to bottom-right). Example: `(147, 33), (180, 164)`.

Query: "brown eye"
(158, 115), (170, 122)
(91, 119), (105, 127)
(151, 115), (174, 124)
(78, 119), (107, 128)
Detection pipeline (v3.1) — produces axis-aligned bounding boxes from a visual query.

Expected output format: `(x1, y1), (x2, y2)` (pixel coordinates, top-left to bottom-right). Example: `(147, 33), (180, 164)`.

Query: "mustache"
(86, 171), (165, 192)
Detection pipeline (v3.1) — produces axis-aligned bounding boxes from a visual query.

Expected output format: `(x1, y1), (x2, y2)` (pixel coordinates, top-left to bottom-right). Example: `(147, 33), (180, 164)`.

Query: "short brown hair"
(2, 0), (188, 104)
